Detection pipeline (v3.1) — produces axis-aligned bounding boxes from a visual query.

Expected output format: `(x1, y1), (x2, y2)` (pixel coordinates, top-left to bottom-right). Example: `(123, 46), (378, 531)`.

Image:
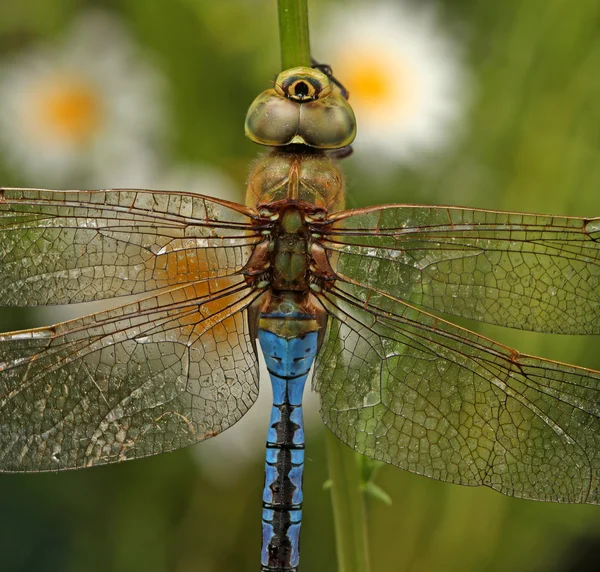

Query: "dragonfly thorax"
(244, 198), (334, 295)
(267, 206), (312, 291)
(246, 150), (345, 212)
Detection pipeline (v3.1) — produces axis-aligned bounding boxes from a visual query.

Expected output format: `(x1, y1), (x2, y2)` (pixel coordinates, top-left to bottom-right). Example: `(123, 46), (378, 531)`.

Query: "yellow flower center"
(346, 59), (390, 103)
(335, 51), (414, 123)
(31, 75), (104, 145)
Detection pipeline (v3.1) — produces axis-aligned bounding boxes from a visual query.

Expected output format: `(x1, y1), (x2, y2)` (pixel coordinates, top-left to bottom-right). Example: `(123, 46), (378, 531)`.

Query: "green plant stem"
(277, 0), (311, 69)
(325, 429), (371, 572)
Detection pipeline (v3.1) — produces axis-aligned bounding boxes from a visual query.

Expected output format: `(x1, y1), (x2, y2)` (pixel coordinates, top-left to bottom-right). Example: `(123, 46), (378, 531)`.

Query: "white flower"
(0, 10), (166, 187)
(315, 1), (471, 165)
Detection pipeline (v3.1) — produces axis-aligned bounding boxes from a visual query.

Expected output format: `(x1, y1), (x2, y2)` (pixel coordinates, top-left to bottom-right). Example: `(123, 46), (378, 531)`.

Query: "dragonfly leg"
(311, 57), (350, 100)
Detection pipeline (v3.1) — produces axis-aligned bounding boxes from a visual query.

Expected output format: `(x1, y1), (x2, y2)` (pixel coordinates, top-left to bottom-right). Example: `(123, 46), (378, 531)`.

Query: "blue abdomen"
(258, 328), (318, 572)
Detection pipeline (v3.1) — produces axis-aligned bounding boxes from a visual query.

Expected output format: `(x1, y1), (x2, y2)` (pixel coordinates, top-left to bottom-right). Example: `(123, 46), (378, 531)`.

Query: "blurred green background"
(1, 1), (600, 571)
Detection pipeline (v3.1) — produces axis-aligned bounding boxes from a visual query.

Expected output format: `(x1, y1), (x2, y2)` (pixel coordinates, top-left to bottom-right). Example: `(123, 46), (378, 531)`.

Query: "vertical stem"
(277, 0), (312, 69)
(325, 429), (371, 572)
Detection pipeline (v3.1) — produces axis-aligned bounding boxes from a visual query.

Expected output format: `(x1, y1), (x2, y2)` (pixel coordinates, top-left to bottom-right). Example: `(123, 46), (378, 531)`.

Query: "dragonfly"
(1, 65), (600, 572)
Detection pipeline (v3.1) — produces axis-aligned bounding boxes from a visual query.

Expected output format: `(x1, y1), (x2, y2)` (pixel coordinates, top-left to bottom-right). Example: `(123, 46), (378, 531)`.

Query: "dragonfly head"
(245, 66), (356, 150)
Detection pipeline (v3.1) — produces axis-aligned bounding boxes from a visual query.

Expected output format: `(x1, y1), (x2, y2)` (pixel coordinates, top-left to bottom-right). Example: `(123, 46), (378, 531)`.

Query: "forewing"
(316, 205), (600, 334)
(0, 276), (262, 471)
(313, 281), (600, 504)
(0, 187), (263, 305)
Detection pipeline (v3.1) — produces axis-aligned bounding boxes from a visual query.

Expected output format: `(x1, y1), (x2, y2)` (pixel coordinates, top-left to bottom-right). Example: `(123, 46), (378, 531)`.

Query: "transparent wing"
(0, 187), (263, 305)
(0, 276), (263, 472)
(313, 280), (600, 504)
(315, 205), (600, 334)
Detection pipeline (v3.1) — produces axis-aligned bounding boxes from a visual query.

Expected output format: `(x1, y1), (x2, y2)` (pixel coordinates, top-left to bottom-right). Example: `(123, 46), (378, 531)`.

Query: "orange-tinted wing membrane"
(0, 187), (263, 305)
